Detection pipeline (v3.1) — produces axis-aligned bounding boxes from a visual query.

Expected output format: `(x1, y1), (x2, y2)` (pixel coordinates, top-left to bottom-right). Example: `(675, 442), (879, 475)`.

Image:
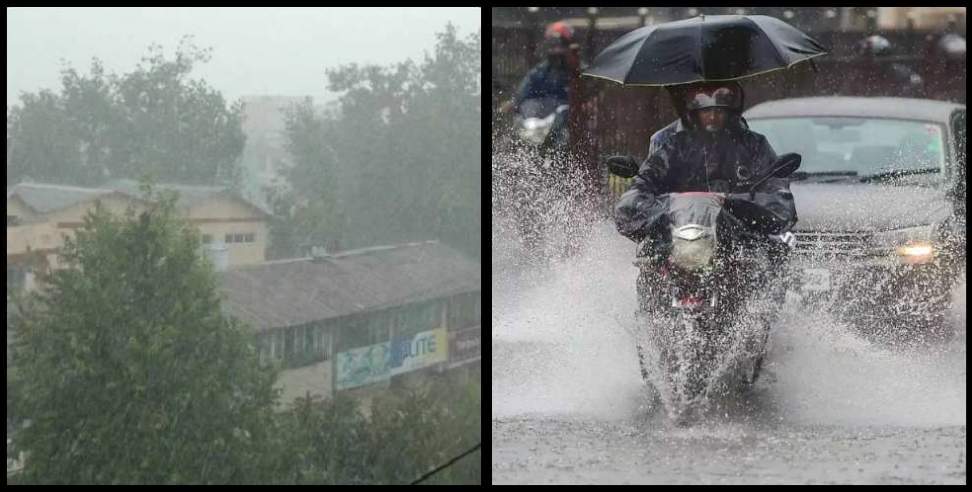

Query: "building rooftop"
(217, 240), (481, 331)
(8, 179), (273, 218)
(6, 182), (119, 215)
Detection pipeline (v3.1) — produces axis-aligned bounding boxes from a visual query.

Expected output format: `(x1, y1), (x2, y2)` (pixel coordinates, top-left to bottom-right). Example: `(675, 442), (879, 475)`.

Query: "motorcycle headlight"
(517, 113), (556, 146)
(670, 225), (715, 271)
(871, 225), (937, 264)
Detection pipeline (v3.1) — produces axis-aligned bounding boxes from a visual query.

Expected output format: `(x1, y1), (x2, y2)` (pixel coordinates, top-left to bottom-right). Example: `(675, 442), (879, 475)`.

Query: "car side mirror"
(606, 155), (639, 178)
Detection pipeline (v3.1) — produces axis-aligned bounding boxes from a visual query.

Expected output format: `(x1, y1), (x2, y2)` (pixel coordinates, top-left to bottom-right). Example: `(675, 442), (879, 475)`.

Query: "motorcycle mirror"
(748, 153), (802, 193)
(607, 155), (639, 178)
(771, 153), (802, 178)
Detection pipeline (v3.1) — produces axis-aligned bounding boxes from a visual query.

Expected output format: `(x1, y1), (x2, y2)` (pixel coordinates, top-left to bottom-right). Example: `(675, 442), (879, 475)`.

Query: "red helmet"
(543, 21), (575, 55)
(545, 21), (575, 43)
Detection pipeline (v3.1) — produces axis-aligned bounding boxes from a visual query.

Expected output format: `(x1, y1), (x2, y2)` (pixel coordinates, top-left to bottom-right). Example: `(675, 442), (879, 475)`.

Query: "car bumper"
(787, 254), (956, 320)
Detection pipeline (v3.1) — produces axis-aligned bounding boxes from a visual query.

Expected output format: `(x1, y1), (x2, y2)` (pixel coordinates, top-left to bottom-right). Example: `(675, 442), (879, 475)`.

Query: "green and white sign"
(334, 341), (391, 390)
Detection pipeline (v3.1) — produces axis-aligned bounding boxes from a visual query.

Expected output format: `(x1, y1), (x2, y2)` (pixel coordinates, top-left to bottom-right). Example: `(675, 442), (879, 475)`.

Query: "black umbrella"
(582, 15), (828, 86)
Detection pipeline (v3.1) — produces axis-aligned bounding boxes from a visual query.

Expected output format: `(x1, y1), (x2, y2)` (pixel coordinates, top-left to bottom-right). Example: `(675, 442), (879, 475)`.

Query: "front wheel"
(636, 344), (664, 415)
(666, 315), (709, 424)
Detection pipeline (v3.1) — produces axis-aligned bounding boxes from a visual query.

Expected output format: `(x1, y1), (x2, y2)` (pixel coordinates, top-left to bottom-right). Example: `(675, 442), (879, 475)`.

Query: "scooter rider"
(615, 81), (795, 243)
(614, 82), (797, 311)
(646, 81), (749, 157)
(499, 21), (579, 116)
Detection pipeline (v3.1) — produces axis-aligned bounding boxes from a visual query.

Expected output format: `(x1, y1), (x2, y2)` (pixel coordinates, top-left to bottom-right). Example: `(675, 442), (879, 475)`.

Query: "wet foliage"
(6, 36), (245, 187)
(8, 191), (480, 484)
(266, 24), (482, 261)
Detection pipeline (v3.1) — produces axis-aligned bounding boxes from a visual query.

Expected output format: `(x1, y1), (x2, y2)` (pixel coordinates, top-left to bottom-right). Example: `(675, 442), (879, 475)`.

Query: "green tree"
(272, 370), (481, 485)
(6, 36), (245, 188)
(111, 38), (246, 186)
(6, 89), (92, 185)
(275, 24), (481, 260)
(367, 376), (481, 485)
(264, 99), (346, 259)
(9, 188), (279, 484)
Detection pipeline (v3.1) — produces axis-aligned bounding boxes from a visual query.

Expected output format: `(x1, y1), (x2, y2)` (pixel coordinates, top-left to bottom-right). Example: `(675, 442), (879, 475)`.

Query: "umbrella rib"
(596, 54), (829, 87)
(697, 18), (705, 84)
(625, 26), (652, 85)
(749, 16), (789, 68)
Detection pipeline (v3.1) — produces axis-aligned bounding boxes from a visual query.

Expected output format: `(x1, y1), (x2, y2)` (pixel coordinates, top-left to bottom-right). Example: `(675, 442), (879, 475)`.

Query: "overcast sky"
(7, 7), (481, 107)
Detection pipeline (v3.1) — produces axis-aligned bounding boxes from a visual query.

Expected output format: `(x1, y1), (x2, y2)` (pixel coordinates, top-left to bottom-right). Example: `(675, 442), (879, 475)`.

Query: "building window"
(318, 327), (329, 361)
(447, 293), (478, 330)
(258, 334), (270, 365)
(294, 325), (304, 357)
(225, 234), (234, 244)
(244, 233), (255, 243)
(285, 328), (294, 359)
(202, 234), (212, 244)
(7, 215), (19, 227)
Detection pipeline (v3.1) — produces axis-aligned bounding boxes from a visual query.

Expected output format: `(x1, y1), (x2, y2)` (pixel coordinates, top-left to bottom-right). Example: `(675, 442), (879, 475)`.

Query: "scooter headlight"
(670, 225), (715, 271)
(517, 113), (556, 146)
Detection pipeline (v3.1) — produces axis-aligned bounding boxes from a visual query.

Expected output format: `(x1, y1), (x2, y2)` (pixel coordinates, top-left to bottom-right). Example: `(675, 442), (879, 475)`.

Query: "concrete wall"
(6, 196), (37, 224)
(274, 359), (333, 409)
(187, 196), (268, 266)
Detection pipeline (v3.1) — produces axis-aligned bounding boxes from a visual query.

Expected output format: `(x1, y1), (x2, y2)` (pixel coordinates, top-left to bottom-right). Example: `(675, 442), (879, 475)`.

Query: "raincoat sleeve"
(513, 66), (543, 108)
(647, 120), (674, 157)
(748, 134), (798, 232)
(614, 139), (676, 242)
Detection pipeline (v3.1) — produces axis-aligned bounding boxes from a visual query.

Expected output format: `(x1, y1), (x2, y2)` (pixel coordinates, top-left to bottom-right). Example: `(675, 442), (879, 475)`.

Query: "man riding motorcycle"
(610, 82), (799, 422)
(646, 81), (749, 157)
(614, 81), (797, 314)
(495, 21), (587, 263)
(499, 21), (579, 118)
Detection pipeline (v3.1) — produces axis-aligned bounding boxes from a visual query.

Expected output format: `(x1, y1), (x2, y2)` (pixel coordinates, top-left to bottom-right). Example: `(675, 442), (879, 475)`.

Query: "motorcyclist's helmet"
(543, 21), (575, 56)
(857, 35), (893, 58)
(682, 83), (742, 113)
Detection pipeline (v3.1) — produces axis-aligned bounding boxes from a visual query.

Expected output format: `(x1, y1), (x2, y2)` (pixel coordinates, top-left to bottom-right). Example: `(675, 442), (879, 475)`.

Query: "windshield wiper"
(789, 171), (857, 181)
(858, 167), (940, 183)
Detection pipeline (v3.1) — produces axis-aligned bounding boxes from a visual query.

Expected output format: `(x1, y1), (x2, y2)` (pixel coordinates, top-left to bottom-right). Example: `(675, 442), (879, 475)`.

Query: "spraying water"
(493, 204), (966, 429)
(492, 143), (965, 483)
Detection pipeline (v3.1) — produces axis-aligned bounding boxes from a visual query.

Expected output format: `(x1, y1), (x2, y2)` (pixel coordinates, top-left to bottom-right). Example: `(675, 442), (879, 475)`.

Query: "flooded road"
(491, 220), (966, 485)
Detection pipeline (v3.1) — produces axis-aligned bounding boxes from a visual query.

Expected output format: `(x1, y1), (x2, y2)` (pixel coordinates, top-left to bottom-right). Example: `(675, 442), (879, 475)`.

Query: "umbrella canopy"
(583, 15), (828, 86)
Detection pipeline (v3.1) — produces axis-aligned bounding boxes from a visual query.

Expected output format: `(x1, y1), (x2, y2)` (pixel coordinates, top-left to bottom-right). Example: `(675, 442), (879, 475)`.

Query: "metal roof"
(6, 183), (117, 215)
(744, 97), (964, 123)
(7, 180), (272, 218)
(217, 241), (481, 331)
(100, 179), (273, 217)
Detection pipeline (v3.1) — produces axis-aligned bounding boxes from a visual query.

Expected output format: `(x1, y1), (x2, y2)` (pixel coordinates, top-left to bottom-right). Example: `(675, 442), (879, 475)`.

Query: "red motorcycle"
(608, 153), (801, 425)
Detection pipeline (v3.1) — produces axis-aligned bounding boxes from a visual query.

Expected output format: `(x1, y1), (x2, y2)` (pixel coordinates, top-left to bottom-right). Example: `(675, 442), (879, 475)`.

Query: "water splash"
(492, 214), (966, 428)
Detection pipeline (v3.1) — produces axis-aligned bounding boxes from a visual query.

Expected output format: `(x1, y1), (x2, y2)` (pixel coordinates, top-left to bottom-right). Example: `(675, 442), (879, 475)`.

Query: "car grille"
(792, 232), (873, 257)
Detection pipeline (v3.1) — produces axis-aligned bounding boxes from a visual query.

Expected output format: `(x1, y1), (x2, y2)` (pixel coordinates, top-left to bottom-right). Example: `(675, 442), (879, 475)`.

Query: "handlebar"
(651, 191), (789, 236)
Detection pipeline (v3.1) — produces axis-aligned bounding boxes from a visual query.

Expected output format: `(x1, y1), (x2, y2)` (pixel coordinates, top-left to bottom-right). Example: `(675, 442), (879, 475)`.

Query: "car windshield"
(747, 117), (947, 178)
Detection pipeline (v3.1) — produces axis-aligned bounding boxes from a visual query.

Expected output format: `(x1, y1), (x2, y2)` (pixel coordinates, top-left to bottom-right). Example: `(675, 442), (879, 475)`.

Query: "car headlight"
(670, 225), (715, 271)
(871, 225), (937, 264)
(517, 113), (556, 146)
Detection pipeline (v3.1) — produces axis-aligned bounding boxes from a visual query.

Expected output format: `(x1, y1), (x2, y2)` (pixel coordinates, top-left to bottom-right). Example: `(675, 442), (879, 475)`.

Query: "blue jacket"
(514, 60), (569, 113)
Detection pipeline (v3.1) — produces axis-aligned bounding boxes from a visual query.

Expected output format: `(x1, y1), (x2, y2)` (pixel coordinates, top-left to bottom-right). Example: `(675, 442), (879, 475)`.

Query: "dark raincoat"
(616, 112), (797, 243)
(514, 60), (569, 113)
